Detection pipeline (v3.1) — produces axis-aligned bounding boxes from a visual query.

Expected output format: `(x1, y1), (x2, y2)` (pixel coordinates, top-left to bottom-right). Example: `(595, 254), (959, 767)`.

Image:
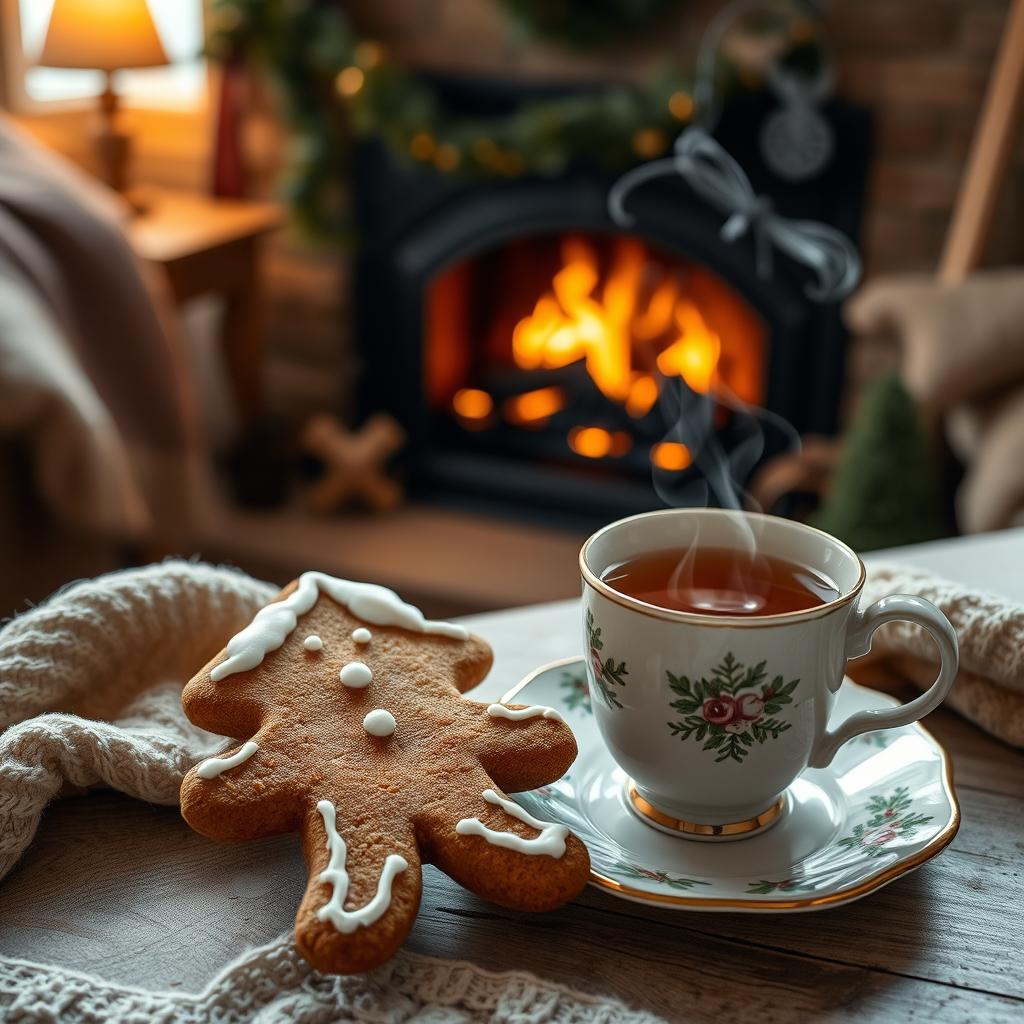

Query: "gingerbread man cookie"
(179, 573), (590, 974)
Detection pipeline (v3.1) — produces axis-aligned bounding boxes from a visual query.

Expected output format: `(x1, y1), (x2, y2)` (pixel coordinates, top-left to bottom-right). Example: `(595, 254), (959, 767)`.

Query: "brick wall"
(824, 0), (1021, 413)
(827, 0), (1021, 277)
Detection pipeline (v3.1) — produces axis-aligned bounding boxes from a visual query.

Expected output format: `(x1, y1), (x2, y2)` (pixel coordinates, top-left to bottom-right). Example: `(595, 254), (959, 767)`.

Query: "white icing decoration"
(316, 800), (408, 934)
(455, 789), (568, 857)
(486, 703), (563, 723)
(352, 627), (372, 644)
(210, 571), (467, 681)
(303, 634), (323, 651)
(362, 708), (396, 737)
(196, 741), (259, 780)
(340, 661), (373, 688)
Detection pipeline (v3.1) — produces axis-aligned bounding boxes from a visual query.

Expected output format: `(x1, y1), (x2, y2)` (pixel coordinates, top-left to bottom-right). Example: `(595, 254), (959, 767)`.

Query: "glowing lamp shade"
(38, 0), (168, 72)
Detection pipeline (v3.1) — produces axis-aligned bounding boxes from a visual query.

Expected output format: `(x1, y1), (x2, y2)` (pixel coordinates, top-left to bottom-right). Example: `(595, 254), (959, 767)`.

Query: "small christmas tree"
(812, 374), (948, 552)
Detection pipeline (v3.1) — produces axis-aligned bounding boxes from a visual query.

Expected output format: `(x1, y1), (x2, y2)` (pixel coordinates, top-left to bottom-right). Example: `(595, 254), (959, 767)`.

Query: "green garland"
(207, 0), (814, 239)
(495, 0), (689, 50)
(208, 0), (695, 237)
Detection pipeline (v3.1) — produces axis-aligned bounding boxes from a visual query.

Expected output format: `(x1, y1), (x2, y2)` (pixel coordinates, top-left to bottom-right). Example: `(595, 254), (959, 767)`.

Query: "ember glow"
(504, 385), (566, 426)
(452, 388), (493, 420)
(651, 441), (693, 471)
(569, 426), (632, 459)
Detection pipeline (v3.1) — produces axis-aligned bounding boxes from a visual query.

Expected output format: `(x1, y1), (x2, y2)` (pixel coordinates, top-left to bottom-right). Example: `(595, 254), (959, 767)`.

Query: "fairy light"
(354, 40), (383, 69)
(433, 143), (460, 172)
(632, 128), (667, 159)
(496, 151), (525, 177)
(336, 66), (364, 98)
(669, 91), (694, 120)
(410, 132), (436, 160)
(473, 137), (498, 166)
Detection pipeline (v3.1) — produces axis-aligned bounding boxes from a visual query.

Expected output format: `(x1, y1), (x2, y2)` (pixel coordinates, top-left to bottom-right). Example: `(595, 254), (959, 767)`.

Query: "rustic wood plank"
(409, 872), (1024, 1023)
(0, 796), (305, 991)
(2, 786), (1021, 1023)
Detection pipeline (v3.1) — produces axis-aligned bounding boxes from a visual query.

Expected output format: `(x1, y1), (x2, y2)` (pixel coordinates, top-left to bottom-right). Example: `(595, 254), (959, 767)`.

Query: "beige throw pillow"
(845, 269), (1024, 411)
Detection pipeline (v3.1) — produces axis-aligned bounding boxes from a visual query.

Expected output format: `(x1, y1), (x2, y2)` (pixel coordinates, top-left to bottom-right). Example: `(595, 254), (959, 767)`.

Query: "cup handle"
(807, 595), (959, 769)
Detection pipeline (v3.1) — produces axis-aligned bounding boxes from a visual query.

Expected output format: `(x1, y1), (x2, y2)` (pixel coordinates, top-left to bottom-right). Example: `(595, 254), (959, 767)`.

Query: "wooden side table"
(127, 188), (284, 423)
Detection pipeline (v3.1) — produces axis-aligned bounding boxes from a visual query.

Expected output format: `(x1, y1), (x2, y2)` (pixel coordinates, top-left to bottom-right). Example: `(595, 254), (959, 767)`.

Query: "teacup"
(580, 509), (958, 839)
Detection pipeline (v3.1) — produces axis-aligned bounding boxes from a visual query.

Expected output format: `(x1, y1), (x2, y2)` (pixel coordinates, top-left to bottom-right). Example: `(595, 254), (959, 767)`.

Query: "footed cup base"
(626, 781), (786, 841)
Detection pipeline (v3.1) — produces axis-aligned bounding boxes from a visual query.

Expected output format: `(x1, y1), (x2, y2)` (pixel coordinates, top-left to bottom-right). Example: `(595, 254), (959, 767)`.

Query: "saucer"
(502, 657), (960, 912)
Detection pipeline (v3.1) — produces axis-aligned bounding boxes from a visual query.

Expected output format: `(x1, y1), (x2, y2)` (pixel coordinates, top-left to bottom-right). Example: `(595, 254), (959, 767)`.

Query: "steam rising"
(649, 374), (802, 615)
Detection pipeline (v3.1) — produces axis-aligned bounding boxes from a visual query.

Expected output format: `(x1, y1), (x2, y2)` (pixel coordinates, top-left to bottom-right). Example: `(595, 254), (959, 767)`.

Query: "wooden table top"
(126, 187), (284, 265)
(2, 531), (1022, 1021)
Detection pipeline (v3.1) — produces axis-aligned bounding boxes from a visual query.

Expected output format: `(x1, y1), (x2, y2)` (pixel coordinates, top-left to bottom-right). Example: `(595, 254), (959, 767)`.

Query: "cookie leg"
(294, 797), (422, 974)
(415, 774), (590, 912)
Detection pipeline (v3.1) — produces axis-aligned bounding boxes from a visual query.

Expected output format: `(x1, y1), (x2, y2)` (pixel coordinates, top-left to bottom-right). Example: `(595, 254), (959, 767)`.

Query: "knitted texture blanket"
(0, 561), (662, 1024)
(0, 936), (660, 1024)
(858, 561), (1024, 747)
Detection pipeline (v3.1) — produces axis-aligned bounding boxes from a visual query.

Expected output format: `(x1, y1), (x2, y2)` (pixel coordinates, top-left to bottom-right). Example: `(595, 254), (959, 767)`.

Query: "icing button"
(362, 709), (396, 737)
(340, 662), (373, 688)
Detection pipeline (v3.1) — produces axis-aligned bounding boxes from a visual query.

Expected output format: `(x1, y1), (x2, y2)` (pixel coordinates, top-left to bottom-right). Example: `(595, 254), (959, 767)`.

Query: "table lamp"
(37, 0), (168, 195)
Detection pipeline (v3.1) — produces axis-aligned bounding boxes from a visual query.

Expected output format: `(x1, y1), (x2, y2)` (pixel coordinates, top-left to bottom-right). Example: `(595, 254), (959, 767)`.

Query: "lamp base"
(93, 78), (145, 210)
(92, 122), (130, 193)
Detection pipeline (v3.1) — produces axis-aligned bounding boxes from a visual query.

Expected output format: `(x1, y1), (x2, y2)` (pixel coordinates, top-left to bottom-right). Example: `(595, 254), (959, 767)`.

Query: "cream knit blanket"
(858, 562), (1024, 747)
(0, 561), (661, 1024)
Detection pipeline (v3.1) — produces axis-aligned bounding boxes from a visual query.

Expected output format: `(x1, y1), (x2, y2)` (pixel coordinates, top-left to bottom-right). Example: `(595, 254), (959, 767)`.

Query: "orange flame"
(512, 237), (727, 404)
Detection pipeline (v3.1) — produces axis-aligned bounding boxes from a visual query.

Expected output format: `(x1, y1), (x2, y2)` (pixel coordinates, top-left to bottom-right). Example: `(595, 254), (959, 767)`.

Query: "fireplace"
(353, 78), (870, 525)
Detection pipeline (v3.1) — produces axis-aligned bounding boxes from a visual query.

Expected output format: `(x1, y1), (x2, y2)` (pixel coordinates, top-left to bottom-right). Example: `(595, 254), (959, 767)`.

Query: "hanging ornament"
(608, 0), (860, 303)
(609, 127), (859, 301)
(759, 59), (835, 182)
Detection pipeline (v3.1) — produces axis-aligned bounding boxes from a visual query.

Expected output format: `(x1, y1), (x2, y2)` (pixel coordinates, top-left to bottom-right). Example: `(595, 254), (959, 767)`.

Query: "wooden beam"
(939, 0), (1024, 282)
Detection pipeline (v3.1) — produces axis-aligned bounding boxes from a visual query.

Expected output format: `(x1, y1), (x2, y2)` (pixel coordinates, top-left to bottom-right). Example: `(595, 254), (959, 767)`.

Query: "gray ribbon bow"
(608, 127), (861, 302)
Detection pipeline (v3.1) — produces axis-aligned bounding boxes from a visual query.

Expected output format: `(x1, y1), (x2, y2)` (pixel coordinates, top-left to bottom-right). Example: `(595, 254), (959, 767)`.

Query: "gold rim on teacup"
(579, 508), (867, 629)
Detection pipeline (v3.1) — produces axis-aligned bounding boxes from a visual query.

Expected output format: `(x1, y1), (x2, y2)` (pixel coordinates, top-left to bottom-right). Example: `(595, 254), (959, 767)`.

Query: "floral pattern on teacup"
(560, 668), (591, 714)
(666, 652), (799, 763)
(586, 610), (627, 709)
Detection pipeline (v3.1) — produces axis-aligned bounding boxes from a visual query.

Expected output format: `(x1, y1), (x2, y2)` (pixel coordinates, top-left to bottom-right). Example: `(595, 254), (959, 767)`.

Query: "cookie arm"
(180, 734), (302, 841)
(473, 712), (578, 793)
(414, 769), (590, 912)
(293, 798), (422, 974)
